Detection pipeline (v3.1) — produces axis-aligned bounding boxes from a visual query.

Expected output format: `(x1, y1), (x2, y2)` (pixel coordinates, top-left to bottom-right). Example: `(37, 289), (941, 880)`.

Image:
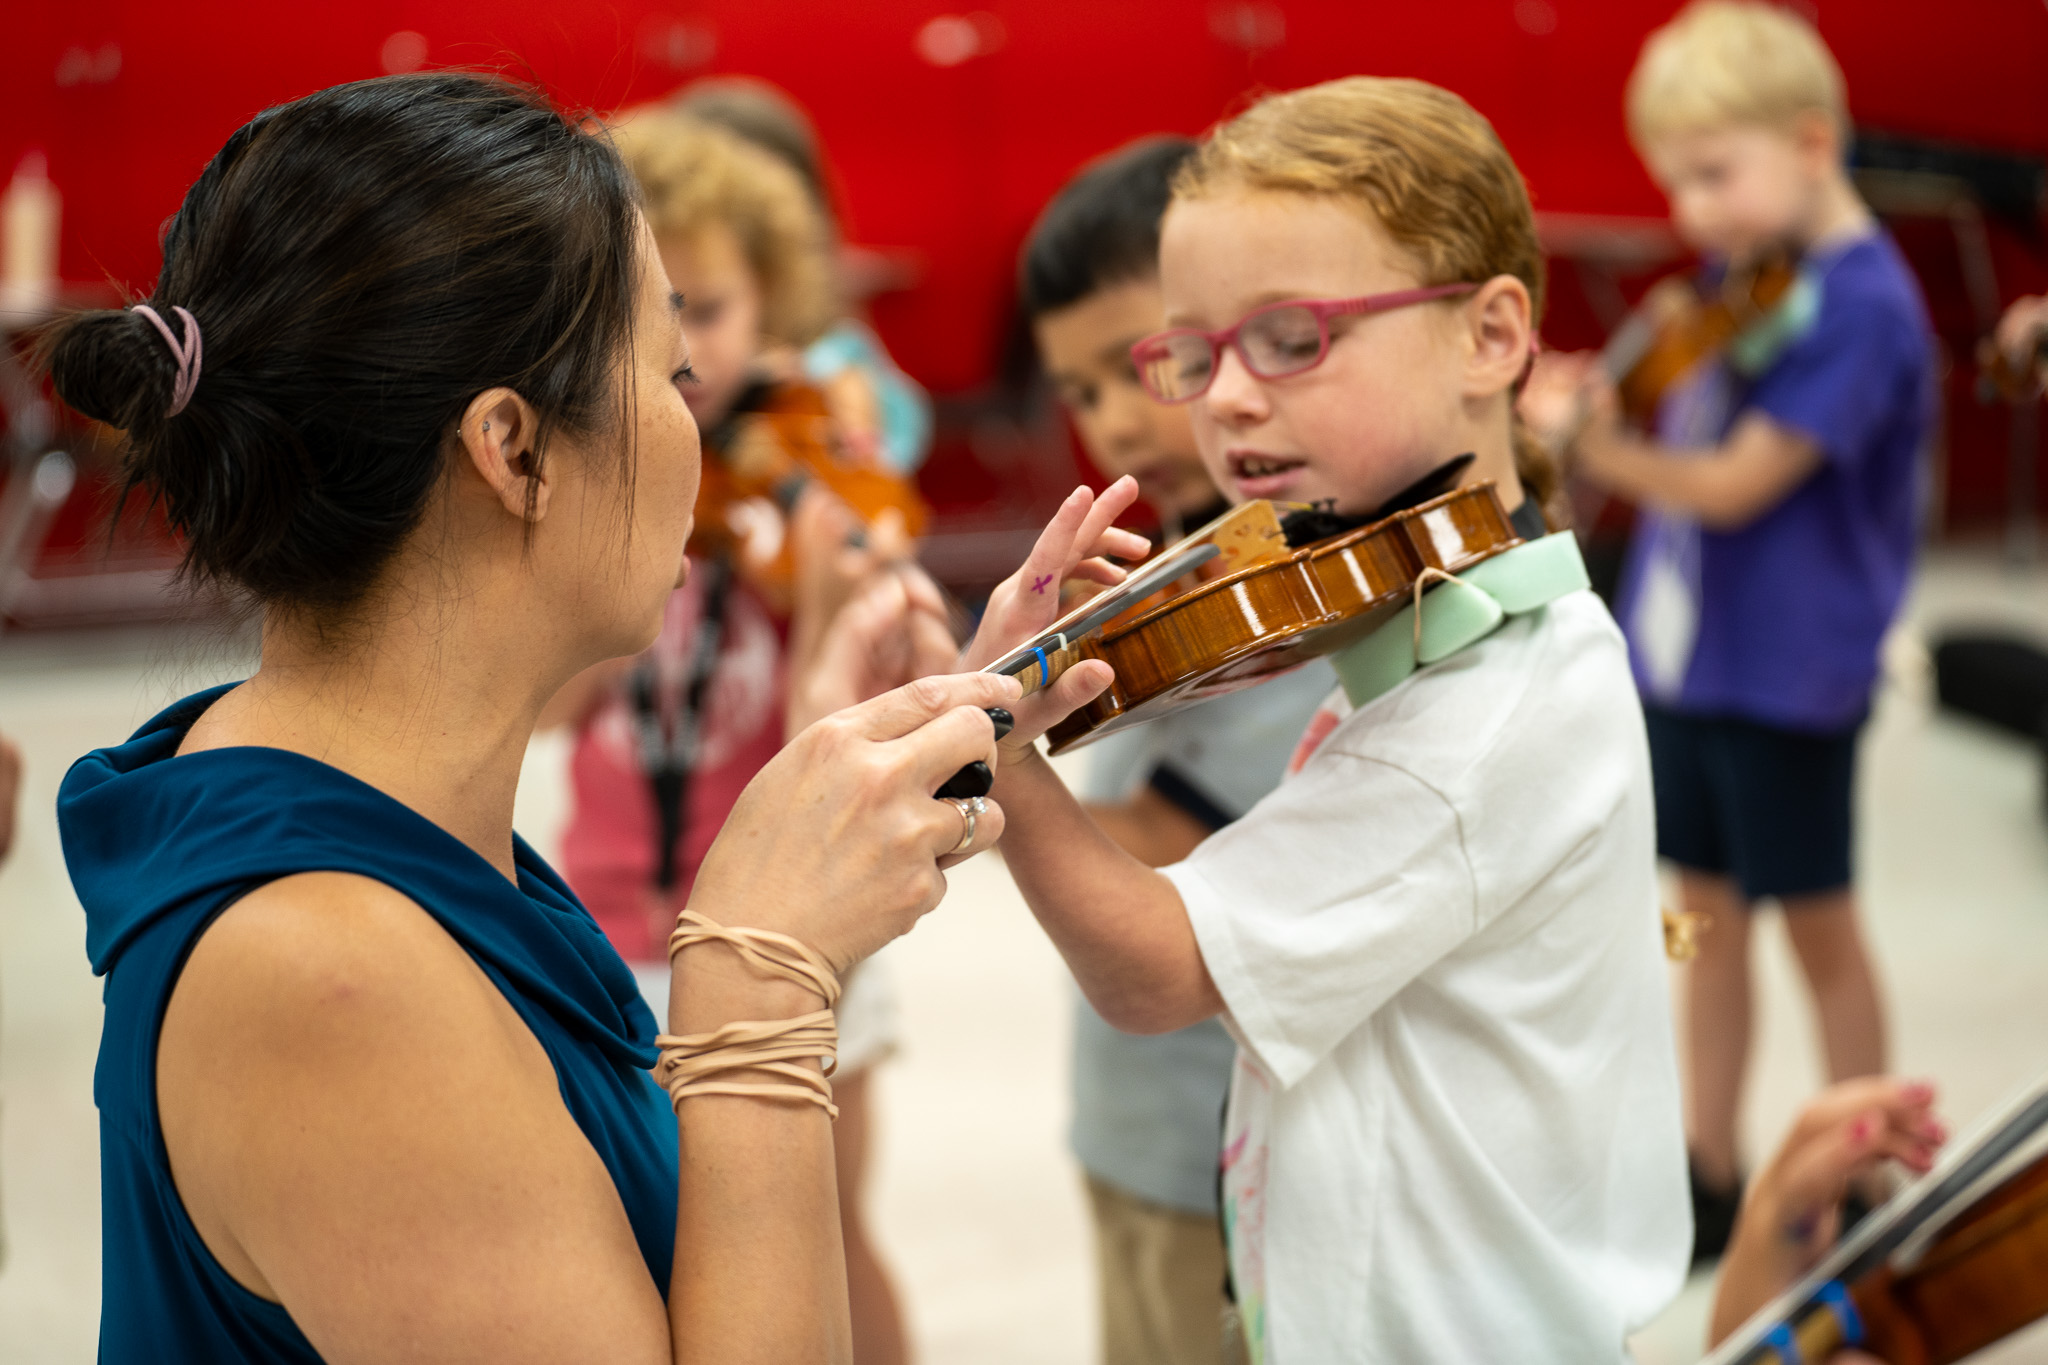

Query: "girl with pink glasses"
(961, 77), (1691, 1362)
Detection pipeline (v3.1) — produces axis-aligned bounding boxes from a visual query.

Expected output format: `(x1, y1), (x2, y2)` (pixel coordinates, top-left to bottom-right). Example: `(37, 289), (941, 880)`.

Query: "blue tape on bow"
(1034, 646), (1050, 689)
(1763, 1321), (1802, 1365)
(1816, 1280), (1865, 1347)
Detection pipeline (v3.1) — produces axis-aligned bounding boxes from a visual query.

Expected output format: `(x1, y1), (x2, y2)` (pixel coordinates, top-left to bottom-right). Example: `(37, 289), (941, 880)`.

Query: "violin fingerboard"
(1006, 642), (1088, 699)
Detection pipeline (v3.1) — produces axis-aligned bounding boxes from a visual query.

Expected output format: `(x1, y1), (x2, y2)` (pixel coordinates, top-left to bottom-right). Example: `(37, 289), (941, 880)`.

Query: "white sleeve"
(1160, 750), (1477, 1088)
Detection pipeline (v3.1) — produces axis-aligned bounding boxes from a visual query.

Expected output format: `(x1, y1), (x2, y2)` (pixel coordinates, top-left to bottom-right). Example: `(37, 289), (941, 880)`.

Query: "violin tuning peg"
(984, 707), (1014, 740)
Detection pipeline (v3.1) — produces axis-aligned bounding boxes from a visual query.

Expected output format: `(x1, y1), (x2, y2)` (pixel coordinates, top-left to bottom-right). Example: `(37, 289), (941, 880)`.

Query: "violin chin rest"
(1415, 579), (1505, 665)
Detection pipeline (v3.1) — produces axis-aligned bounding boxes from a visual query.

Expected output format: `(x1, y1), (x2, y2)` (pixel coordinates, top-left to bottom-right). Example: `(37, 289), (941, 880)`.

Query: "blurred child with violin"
(1526, 1), (1938, 1265)
(674, 76), (935, 477)
(961, 77), (1690, 1363)
(1020, 135), (1332, 1365)
(538, 106), (937, 1365)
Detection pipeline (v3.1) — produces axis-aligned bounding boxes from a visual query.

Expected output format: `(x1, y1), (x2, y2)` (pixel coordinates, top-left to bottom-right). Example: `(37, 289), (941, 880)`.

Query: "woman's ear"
(1462, 274), (1535, 401)
(456, 387), (551, 522)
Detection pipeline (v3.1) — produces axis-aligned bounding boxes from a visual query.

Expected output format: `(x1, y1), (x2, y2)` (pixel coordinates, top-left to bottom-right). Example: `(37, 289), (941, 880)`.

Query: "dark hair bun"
(34, 72), (641, 613)
(42, 308), (180, 434)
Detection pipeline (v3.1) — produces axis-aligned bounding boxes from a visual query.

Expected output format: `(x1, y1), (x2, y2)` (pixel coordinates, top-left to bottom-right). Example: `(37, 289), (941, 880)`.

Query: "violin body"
(1043, 484), (1520, 754)
(690, 381), (928, 606)
(1605, 253), (1801, 423)
(1845, 1156), (2048, 1365)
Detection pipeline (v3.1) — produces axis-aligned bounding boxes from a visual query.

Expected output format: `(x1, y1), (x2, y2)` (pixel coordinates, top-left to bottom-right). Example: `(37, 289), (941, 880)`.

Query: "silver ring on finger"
(943, 795), (985, 855)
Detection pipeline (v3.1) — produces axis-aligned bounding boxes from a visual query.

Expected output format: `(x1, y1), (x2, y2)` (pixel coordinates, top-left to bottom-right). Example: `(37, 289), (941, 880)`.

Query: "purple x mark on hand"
(1030, 574), (1055, 595)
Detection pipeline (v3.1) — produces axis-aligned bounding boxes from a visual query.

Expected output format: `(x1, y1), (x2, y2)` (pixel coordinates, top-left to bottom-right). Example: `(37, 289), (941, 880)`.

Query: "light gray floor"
(2, 548), (2046, 1362)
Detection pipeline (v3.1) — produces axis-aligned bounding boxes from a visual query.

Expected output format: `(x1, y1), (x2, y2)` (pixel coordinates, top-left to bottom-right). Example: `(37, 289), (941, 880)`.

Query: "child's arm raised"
(991, 743), (1225, 1033)
(1566, 372), (1822, 530)
(962, 478), (1226, 1035)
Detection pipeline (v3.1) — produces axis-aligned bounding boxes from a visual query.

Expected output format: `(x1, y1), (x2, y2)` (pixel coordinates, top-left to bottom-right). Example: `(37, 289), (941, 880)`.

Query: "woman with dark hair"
(45, 71), (1127, 1362)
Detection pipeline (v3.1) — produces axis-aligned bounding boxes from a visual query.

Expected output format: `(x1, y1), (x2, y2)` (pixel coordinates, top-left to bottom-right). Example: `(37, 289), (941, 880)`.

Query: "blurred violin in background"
(1602, 250), (1803, 424)
(691, 379), (929, 611)
(1525, 249), (1805, 453)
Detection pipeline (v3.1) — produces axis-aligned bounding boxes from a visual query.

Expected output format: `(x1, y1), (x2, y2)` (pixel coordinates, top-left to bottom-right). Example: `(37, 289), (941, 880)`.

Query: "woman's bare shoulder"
(156, 873), (668, 1359)
(163, 871), (523, 1064)
(161, 870), (546, 1135)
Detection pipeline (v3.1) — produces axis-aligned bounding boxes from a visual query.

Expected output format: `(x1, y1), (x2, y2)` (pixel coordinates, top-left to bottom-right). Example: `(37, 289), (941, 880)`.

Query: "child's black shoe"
(1690, 1160), (1744, 1266)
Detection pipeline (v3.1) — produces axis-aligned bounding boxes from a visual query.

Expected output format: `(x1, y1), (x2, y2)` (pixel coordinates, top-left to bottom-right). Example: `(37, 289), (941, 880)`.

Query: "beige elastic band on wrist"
(653, 911), (845, 1120)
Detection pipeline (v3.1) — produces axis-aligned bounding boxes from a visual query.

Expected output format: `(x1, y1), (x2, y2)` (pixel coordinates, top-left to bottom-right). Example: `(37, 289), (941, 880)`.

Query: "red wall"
(5, 0), (2046, 532)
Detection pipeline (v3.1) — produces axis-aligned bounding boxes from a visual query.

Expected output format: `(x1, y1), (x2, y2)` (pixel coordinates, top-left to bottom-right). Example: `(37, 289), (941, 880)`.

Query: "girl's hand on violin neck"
(1993, 294), (2048, 367)
(959, 478), (1148, 670)
(959, 478), (1146, 759)
(788, 486), (898, 670)
(786, 485), (951, 731)
(693, 670), (1022, 976)
(1562, 376), (1626, 480)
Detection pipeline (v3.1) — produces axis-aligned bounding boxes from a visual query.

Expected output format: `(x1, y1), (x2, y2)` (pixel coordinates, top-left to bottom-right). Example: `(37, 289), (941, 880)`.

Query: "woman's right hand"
(687, 669), (1023, 985)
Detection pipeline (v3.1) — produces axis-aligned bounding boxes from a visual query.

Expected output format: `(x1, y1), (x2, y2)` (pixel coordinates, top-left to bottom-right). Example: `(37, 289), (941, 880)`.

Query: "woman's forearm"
(666, 957), (851, 1364)
(669, 1100), (848, 1364)
(996, 749), (1222, 1033)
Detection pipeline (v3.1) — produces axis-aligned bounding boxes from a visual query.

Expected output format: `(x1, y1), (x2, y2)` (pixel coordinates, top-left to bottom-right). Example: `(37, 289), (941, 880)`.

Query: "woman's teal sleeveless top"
(59, 685), (678, 1361)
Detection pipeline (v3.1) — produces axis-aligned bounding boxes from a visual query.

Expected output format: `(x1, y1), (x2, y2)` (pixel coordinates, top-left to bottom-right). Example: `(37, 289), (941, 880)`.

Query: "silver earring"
(482, 421), (491, 432)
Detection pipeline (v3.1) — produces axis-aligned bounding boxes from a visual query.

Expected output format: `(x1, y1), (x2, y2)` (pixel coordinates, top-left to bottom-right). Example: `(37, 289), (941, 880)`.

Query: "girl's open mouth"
(1228, 451), (1309, 499)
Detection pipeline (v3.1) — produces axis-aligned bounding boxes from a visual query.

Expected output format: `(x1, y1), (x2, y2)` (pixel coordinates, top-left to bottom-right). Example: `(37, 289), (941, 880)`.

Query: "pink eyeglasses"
(1130, 283), (1479, 404)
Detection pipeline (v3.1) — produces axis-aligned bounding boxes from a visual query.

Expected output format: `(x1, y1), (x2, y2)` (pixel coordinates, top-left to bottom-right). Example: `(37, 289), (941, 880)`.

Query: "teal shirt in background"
(803, 319), (933, 474)
(1070, 662), (1333, 1214)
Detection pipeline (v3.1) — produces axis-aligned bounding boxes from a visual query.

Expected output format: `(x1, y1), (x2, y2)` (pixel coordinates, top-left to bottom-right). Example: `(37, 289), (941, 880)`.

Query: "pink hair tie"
(130, 304), (204, 418)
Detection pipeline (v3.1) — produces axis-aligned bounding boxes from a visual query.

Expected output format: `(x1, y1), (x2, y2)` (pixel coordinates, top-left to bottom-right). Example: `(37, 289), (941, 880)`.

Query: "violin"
(982, 475), (1524, 755)
(1708, 1083), (2048, 1365)
(1601, 250), (1802, 423)
(690, 380), (929, 608)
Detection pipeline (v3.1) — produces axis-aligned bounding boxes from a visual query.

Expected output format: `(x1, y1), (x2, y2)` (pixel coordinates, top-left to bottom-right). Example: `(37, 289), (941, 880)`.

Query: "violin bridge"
(1191, 499), (1291, 570)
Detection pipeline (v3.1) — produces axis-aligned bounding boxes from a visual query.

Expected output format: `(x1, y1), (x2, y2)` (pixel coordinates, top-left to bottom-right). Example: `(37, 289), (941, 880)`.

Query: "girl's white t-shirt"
(1161, 591), (1689, 1364)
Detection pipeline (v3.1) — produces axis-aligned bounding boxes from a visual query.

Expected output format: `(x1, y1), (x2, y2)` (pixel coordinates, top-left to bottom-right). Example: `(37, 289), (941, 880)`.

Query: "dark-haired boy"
(1019, 137), (1330, 1365)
